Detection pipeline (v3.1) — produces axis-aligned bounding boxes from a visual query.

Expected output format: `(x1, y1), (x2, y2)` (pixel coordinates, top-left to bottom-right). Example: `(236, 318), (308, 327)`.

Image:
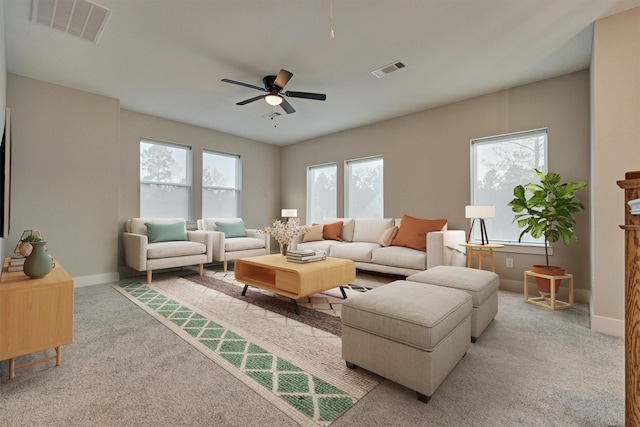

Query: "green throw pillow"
(145, 222), (187, 243)
(215, 221), (247, 238)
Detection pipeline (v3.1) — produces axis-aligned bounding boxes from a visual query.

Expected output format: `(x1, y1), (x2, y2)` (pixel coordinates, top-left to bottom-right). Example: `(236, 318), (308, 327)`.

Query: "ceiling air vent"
(371, 61), (406, 79)
(31, 0), (112, 43)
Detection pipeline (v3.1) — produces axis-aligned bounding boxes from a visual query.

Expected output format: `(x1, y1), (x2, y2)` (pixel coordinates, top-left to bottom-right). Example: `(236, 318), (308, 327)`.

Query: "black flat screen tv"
(1, 107), (12, 239)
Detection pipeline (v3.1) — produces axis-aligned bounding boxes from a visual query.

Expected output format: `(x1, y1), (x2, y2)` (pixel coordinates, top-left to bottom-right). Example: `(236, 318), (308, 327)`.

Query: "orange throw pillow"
(391, 215), (447, 252)
(322, 221), (343, 241)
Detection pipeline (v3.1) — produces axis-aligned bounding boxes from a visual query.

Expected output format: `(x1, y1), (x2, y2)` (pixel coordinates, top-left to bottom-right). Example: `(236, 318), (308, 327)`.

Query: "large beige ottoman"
(407, 266), (499, 342)
(341, 280), (472, 403)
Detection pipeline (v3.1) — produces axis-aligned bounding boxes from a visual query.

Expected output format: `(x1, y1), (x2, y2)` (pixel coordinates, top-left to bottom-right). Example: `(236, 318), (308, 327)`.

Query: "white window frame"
(345, 155), (384, 218)
(471, 129), (548, 252)
(202, 150), (241, 218)
(307, 162), (337, 224)
(139, 138), (192, 219)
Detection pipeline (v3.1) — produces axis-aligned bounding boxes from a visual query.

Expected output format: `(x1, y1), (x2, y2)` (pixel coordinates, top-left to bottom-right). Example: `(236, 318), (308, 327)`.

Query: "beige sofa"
(290, 217), (466, 276)
(197, 218), (270, 271)
(123, 218), (214, 283)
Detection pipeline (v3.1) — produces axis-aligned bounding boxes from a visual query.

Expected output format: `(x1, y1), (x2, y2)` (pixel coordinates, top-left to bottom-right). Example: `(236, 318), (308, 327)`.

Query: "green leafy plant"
(21, 234), (44, 243)
(508, 169), (586, 269)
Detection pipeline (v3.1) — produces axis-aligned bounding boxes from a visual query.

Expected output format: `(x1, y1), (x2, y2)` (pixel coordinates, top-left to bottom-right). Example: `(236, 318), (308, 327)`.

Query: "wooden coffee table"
(234, 254), (356, 314)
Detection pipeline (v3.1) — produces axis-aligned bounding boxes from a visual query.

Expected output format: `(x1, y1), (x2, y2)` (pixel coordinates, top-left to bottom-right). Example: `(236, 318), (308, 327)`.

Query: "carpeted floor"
(113, 280), (380, 427)
(0, 267), (625, 426)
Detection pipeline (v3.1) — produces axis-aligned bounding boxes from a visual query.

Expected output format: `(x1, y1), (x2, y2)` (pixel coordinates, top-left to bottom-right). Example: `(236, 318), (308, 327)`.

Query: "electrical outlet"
(506, 258), (514, 268)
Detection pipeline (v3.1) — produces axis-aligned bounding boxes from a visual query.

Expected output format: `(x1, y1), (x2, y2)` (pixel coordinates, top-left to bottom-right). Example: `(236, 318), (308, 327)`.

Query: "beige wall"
(282, 71), (591, 297)
(3, 76), (281, 284)
(5, 74), (120, 285)
(591, 6), (640, 337)
(118, 109), (280, 277)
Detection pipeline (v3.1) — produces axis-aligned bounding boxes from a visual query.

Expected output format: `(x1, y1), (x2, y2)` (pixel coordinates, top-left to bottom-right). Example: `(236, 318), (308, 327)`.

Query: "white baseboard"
(499, 278), (590, 304)
(73, 272), (120, 288)
(590, 315), (624, 338)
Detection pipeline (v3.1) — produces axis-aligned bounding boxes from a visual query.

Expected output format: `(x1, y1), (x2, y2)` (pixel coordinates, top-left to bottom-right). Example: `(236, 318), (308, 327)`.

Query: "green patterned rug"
(114, 282), (378, 427)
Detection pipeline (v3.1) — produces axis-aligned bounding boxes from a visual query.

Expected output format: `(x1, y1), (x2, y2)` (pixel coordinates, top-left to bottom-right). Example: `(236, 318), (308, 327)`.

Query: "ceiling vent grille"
(31, 0), (112, 43)
(371, 61), (406, 79)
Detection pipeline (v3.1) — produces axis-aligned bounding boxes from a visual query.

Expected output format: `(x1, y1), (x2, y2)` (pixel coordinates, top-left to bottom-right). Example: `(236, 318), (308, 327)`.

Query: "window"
(471, 129), (548, 245)
(345, 156), (383, 218)
(202, 150), (241, 218)
(307, 163), (337, 224)
(140, 139), (192, 219)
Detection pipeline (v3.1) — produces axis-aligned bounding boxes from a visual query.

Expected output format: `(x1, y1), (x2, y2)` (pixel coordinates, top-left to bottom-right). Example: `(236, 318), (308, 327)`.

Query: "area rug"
(113, 281), (380, 427)
(182, 274), (370, 336)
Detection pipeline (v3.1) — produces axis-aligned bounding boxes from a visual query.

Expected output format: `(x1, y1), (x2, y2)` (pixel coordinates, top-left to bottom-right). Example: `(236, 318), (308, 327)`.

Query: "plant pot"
(531, 265), (564, 296)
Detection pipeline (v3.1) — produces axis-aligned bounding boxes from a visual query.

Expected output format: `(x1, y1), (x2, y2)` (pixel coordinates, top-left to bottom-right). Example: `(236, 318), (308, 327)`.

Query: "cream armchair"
(123, 218), (214, 283)
(197, 218), (270, 271)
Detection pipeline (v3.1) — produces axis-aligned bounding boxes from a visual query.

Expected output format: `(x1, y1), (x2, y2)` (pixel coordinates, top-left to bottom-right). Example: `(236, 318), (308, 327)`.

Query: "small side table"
(524, 270), (574, 310)
(459, 243), (504, 272)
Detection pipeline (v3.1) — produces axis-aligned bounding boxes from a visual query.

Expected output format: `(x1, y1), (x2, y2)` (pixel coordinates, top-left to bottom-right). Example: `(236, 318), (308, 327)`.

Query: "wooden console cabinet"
(617, 172), (640, 425)
(0, 258), (74, 379)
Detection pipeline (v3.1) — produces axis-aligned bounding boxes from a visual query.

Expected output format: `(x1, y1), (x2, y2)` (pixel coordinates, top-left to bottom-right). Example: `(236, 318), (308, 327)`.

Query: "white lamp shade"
(465, 205), (495, 219)
(281, 209), (298, 217)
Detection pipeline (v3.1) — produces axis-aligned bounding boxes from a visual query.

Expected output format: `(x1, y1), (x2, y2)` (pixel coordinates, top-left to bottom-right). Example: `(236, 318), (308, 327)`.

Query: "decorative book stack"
(286, 249), (327, 264)
(8, 256), (26, 272)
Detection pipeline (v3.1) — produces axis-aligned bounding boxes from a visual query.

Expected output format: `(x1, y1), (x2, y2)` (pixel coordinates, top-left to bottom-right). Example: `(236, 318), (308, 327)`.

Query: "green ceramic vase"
(23, 241), (53, 279)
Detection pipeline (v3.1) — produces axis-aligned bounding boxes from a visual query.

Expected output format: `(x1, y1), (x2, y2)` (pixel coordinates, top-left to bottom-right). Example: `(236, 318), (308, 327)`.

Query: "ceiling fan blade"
(222, 78), (266, 92)
(274, 69), (293, 89)
(236, 95), (265, 105)
(280, 98), (296, 114)
(284, 91), (327, 101)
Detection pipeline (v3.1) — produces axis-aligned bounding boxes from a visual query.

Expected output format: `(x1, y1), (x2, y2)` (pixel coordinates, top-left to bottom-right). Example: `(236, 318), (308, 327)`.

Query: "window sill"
(495, 244), (551, 256)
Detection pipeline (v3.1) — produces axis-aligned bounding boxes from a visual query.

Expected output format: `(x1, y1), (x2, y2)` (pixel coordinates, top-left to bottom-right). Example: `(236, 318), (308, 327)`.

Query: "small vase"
(280, 243), (289, 257)
(23, 241), (53, 279)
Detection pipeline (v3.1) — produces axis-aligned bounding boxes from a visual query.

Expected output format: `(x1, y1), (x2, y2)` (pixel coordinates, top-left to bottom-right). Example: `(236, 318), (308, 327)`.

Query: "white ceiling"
(4, 0), (640, 146)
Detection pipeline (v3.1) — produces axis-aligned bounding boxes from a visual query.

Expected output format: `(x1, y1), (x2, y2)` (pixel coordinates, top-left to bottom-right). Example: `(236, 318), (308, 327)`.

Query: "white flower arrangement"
(259, 218), (310, 250)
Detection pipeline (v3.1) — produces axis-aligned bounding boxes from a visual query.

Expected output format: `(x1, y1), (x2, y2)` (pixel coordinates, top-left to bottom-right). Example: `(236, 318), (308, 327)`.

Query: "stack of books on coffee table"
(8, 256), (26, 272)
(286, 249), (327, 264)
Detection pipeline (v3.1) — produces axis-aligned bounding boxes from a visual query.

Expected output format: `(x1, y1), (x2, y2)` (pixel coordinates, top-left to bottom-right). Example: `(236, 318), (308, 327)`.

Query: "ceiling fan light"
(265, 94), (283, 106)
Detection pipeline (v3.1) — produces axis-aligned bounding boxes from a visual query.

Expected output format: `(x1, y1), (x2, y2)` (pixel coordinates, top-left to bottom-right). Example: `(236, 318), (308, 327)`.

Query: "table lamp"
(465, 205), (495, 245)
(281, 209), (298, 220)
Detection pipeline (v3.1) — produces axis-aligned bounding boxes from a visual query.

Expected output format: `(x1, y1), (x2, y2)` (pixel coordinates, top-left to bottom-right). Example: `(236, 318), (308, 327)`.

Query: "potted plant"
(15, 233), (44, 257)
(508, 169), (586, 295)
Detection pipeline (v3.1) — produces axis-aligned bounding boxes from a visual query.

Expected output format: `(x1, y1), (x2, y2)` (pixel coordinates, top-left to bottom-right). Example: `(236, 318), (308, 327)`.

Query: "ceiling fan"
(221, 69), (327, 114)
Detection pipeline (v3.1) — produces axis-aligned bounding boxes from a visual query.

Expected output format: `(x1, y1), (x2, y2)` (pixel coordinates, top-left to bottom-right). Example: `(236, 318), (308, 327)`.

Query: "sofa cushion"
(145, 221), (187, 243)
(147, 241), (206, 259)
(323, 218), (355, 242)
(371, 246), (427, 270)
(303, 224), (324, 242)
(215, 220), (247, 238)
(322, 221), (343, 241)
(352, 218), (394, 243)
(329, 242), (379, 263)
(199, 218), (244, 232)
(297, 240), (341, 253)
(392, 215), (447, 252)
(129, 218), (185, 235)
(378, 226), (398, 247)
(224, 237), (266, 252)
